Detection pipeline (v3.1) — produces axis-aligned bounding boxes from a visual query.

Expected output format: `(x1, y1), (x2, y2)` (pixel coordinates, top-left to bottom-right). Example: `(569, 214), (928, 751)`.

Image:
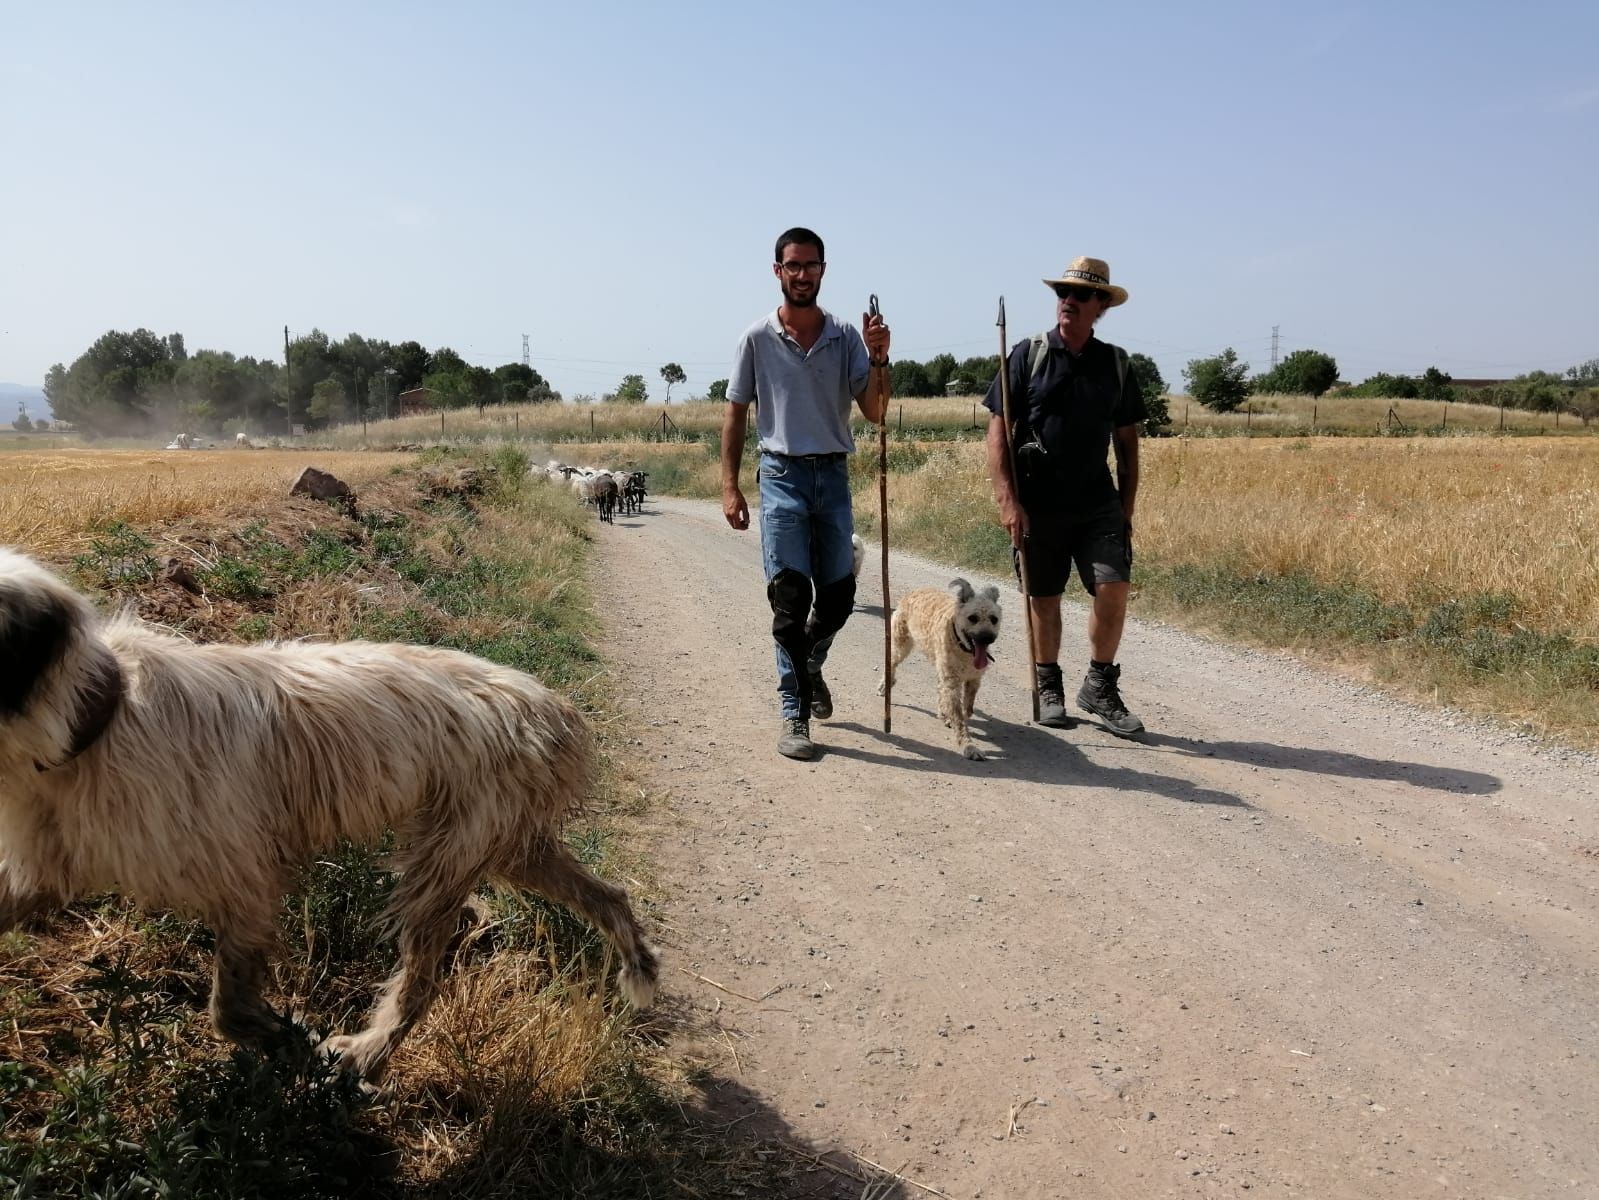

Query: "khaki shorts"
(1013, 504), (1132, 597)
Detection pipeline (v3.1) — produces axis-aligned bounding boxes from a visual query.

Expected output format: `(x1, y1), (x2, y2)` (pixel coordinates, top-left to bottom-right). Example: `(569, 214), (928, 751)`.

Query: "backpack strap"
(1027, 333), (1049, 383)
(1033, 333), (1131, 394)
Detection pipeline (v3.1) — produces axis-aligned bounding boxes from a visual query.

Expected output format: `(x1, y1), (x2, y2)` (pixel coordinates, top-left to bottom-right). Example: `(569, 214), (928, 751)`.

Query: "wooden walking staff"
(996, 296), (1041, 723)
(871, 294), (893, 733)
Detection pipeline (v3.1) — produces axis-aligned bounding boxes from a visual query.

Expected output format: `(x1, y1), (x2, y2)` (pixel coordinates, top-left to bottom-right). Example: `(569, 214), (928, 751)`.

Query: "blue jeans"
(758, 452), (855, 719)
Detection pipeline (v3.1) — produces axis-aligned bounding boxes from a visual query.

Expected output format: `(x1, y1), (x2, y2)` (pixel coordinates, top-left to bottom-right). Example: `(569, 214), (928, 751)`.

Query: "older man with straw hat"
(984, 256), (1147, 737)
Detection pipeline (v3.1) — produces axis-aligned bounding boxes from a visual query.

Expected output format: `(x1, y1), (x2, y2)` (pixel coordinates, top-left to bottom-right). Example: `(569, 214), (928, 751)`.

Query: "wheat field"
(0, 449), (416, 553)
(877, 436), (1599, 635)
(306, 389), (1594, 449)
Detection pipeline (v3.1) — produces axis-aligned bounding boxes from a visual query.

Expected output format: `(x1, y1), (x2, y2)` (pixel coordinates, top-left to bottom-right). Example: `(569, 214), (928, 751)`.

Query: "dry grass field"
(1166, 391), (1585, 437)
(858, 435), (1599, 741)
(308, 389), (1593, 451)
(0, 448), (415, 553)
(1140, 436), (1599, 630)
(869, 436), (1599, 631)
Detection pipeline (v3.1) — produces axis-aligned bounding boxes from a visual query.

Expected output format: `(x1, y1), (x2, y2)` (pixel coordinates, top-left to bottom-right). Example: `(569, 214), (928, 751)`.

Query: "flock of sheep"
(540, 460), (648, 524)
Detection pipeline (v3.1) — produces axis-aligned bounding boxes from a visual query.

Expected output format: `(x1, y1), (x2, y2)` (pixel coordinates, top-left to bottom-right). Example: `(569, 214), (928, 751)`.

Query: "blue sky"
(2, 1), (1595, 408)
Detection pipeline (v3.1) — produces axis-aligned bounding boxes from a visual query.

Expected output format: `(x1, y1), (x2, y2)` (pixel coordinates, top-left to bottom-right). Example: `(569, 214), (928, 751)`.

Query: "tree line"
(41, 328), (558, 437)
(1183, 347), (1599, 423)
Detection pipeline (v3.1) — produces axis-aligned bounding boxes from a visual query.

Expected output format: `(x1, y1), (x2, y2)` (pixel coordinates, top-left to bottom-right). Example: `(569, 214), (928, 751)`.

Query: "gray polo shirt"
(726, 307), (870, 456)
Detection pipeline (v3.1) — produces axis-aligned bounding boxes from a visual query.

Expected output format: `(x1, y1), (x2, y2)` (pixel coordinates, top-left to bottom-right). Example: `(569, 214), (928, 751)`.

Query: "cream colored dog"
(878, 578), (1002, 760)
(0, 547), (657, 1084)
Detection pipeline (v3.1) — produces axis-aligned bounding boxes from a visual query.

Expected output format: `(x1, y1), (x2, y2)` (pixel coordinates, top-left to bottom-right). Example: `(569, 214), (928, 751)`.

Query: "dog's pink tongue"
(973, 644), (990, 669)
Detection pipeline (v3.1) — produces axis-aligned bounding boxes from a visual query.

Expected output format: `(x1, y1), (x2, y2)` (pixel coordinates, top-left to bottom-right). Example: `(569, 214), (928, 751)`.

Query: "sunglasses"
(1054, 285), (1106, 303)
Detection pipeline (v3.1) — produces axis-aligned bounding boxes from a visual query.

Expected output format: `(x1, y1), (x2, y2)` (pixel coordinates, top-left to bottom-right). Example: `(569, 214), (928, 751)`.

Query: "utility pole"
(522, 334), (530, 367)
(1270, 325), (1280, 371)
(283, 325), (293, 437)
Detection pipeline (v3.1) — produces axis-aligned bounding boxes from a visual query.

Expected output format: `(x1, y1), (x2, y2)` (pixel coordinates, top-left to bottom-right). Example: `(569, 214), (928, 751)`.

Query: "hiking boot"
(806, 667), (833, 720)
(1035, 663), (1075, 729)
(777, 717), (815, 760)
(1077, 662), (1145, 737)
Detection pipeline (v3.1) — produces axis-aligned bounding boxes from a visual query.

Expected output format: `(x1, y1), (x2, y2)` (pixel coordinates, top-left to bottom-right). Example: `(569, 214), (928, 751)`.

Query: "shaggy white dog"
(0, 547), (657, 1083)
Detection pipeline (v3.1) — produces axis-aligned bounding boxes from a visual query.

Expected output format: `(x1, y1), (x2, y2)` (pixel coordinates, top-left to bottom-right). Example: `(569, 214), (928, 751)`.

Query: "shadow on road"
(1136, 731), (1503, 795)
(822, 714), (1249, 808)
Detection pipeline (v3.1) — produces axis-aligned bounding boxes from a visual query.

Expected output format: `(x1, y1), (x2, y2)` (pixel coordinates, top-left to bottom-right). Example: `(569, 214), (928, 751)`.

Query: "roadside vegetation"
(854, 437), (1599, 748)
(0, 448), (792, 1198)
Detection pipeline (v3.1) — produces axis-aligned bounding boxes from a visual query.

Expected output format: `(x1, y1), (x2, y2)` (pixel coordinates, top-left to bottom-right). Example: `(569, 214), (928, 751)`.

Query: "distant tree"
(422, 369), (470, 409)
(1254, 349), (1339, 398)
(951, 354), (1000, 396)
(390, 340), (431, 392)
(1569, 389), (1599, 426)
(1184, 348), (1252, 412)
(890, 360), (934, 397)
(463, 364), (498, 411)
(430, 346), (468, 375)
(13, 410), (32, 432)
(43, 327), (185, 434)
(1566, 358), (1599, 384)
(307, 377), (349, 423)
(925, 352), (958, 395)
(1510, 370), (1566, 412)
(707, 378), (729, 402)
(614, 373), (648, 404)
(1417, 366), (1454, 401)
(171, 349), (248, 428)
(1347, 372), (1420, 399)
(1127, 352), (1170, 435)
(494, 361), (550, 405)
(285, 328), (336, 420)
(659, 362), (687, 404)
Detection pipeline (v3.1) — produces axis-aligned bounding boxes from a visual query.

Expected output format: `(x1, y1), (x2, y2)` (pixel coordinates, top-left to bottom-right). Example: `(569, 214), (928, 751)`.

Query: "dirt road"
(598, 496), (1598, 1199)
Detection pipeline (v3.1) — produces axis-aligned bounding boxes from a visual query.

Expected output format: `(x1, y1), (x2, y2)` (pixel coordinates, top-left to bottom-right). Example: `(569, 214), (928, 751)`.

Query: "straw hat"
(1042, 256), (1128, 307)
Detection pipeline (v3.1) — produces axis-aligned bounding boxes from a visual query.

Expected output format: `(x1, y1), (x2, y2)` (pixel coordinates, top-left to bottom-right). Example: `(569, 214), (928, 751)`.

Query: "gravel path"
(598, 495), (1599, 1200)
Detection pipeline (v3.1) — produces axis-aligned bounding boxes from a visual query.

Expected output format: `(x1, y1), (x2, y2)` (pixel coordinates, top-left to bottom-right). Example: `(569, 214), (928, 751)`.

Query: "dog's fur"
(0, 548), (658, 1083)
(878, 578), (1002, 760)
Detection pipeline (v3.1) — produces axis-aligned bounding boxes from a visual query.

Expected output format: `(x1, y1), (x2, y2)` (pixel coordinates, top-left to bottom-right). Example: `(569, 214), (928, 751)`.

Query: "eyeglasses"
(1054, 285), (1106, 303)
(779, 260), (825, 277)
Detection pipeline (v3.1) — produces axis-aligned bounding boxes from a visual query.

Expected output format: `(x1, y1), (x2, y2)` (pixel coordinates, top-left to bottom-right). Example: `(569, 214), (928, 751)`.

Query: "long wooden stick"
(871, 294), (893, 733)
(996, 297), (1040, 722)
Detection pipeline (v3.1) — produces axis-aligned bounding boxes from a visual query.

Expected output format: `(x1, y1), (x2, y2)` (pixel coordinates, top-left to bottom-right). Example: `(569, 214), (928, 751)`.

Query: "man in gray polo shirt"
(721, 226), (891, 760)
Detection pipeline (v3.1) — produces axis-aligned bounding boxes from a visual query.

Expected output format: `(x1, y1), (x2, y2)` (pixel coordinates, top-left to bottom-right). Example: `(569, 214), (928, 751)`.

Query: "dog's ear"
(0, 579), (76, 717)
(947, 578), (974, 603)
(980, 585), (1001, 605)
(64, 645), (124, 759)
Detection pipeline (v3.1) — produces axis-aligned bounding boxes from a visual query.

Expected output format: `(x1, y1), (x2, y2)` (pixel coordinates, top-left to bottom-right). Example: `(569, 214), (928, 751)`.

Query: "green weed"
(72, 521), (158, 590)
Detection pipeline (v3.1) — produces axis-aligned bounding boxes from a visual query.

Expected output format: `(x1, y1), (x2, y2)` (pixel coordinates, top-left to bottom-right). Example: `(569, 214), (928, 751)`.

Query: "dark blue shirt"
(984, 331), (1146, 514)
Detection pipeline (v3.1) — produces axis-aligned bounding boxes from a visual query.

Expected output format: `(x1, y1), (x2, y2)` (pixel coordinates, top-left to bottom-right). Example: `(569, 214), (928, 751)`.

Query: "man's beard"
(781, 280), (819, 308)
